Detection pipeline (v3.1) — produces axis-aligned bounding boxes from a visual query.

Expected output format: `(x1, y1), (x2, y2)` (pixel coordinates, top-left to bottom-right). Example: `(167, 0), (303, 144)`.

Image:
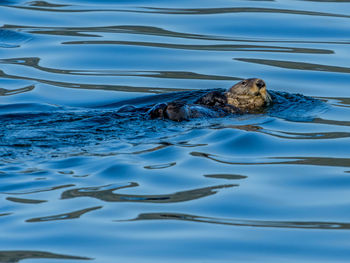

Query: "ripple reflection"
(61, 183), (236, 203)
(0, 250), (91, 263)
(121, 212), (350, 230)
(26, 206), (102, 222)
(237, 58), (350, 74)
(191, 152), (350, 168)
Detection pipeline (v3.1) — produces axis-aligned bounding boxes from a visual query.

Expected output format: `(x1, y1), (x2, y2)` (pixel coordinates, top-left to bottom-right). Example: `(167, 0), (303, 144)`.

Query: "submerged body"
(149, 78), (271, 121)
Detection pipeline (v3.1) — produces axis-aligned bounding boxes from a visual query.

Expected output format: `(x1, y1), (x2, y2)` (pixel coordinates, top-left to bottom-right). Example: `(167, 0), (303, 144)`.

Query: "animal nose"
(256, 79), (265, 89)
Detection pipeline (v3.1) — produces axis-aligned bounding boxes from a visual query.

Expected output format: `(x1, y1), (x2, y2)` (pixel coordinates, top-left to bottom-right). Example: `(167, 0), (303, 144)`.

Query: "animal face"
(225, 78), (271, 112)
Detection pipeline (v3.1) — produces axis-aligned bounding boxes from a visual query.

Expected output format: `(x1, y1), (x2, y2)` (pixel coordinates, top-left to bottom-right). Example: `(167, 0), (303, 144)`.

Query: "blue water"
(1, 1), (350, 262)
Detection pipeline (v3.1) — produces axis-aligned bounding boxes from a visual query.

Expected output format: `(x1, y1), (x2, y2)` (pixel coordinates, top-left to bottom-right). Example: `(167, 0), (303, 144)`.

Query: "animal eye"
(241, 80), (247, 85)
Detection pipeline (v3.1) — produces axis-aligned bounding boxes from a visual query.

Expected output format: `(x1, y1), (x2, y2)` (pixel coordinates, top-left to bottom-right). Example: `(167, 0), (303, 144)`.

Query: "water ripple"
(237, 58), (350, 74)
(191, 152), (350, 168)
(61, 183), (236, 203)
(0, 57), (239, 80)
(142, 6), (350, 18)
(0, 29), (31, 48)
(122, 212), (350, 230)
(6, 197), (47, 204)
(63, 40), (333, 54)
(1, 0), (350, 262)
(7, 3), (350, 20)
(0, 85), (34, 96)
(26, 206), (102, 222)
(0, 250), (91, 263)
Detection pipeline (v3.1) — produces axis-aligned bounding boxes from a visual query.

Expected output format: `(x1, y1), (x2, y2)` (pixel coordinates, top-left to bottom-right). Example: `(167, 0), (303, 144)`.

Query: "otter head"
(225, 78), (271, 112)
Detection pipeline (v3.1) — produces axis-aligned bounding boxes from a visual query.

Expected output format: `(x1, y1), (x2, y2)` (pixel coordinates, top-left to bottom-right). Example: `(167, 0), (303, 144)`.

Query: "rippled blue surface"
(1, 1), (350, 262)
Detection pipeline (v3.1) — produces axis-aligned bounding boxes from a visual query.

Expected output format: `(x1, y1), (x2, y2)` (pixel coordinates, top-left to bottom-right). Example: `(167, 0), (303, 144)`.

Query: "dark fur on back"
(194, 91), (227, 107)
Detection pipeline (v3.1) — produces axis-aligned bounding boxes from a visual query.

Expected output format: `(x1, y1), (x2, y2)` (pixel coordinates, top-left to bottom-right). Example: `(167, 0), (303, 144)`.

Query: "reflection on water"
(61, 183), (236, 203)
(64, 40), (334, 54)
(26, 206), (102, 222)
(237, 58), (350, 74)
(1, 0), (350, 262)
(0, 85), (34, 96)
(139, 6), (350, 18)
(6, 196), (47, 204)
(124, 212), (350, 230)
(0, 250), (91, 263)
(191, 152), (350, 168)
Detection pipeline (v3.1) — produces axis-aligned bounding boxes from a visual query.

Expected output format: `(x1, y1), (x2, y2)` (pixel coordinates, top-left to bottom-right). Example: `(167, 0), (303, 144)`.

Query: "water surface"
(1, 0), (350, 262)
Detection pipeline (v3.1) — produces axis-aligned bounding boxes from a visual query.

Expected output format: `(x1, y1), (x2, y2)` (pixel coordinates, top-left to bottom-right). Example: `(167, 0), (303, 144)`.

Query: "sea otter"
(148, 78), (272, 121)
